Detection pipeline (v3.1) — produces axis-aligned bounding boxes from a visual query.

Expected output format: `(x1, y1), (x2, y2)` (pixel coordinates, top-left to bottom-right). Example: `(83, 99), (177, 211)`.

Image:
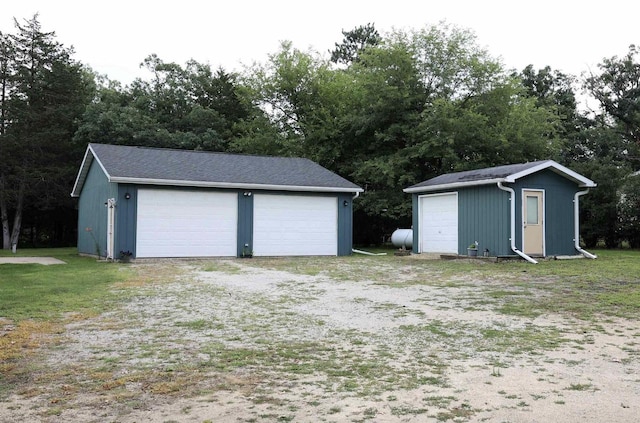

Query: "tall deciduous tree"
(585, 44), (640, 145)
(75, 56), (254, 152)
(578, 46), (640, 247)
(244, 23), (563, 243)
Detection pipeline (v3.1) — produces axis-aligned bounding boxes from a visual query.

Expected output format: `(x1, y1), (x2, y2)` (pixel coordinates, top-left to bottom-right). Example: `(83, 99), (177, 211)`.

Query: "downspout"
(352, 191), (360, 200)
(497, 182), (538, 264)
(574, 190), (597, 259)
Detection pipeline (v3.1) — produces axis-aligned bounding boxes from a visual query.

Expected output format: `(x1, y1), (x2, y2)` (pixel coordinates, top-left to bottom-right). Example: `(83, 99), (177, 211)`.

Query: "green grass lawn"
(0, 248), (131, 321)
(0, 248), (135, 395)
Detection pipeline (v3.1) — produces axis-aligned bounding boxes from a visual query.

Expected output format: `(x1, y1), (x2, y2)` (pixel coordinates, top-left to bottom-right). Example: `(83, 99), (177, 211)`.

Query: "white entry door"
(419, 193), (458, 254)
(253, 194), (338, 256)
(136, 189), (237, 258)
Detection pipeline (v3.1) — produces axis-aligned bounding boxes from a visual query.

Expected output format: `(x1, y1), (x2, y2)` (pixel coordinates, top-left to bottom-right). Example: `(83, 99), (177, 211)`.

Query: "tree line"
(1, 16), (639, 249)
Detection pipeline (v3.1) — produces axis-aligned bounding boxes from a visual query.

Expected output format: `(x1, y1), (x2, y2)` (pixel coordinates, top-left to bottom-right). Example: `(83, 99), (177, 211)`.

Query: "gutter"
(497, 182), (538, 264)
(404, 178), (504, 194)
(108, 176), (364, 194)
(574, 190), (597, 259)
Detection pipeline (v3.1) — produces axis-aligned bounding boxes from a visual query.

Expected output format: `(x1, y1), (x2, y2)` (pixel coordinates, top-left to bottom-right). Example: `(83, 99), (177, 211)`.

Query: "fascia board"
(109, 176), (364, 193)
(403, 178), (504, 193)
(71, 147), (92, 197)
(71, 145), (119, 197)
(505, 160), (597, 187)
(70, 145), (114, 197)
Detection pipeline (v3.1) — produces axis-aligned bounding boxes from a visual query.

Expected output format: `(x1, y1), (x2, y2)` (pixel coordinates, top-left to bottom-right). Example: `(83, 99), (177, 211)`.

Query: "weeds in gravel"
(242, 249), (640, 321)
(3, 248), (640, 421)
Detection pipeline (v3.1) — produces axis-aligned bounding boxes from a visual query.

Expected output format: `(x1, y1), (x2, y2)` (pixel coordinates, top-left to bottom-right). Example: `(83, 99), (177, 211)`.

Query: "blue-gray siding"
(457, 185), (511, 256)
(410, 169), (581, 257)
(116, 185), (137, 257)
(337, 193), (354, 256)
(77, 162), (355, 257)
(411, 186), (510, 256)
(237, 191), (254, 257)
(77, 162), (116, 257)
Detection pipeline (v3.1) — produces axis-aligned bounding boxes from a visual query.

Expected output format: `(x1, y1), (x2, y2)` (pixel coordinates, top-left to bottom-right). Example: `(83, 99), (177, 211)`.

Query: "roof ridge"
(89, 142), (310, 161)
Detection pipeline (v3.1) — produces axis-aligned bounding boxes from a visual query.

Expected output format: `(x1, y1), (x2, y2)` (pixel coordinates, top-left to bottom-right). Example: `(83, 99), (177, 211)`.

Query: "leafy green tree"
(75, 56), (254, 152)
(618, 173), (640, 247)
(518, 65), (582, 141)
(585, 44), (640, 145)
(244, 23), (566, 244)
(576, 46), (640, 247)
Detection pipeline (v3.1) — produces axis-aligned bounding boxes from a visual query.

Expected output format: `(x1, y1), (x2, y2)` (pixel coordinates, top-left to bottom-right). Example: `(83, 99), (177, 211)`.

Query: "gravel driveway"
(1, 257), (638, 422)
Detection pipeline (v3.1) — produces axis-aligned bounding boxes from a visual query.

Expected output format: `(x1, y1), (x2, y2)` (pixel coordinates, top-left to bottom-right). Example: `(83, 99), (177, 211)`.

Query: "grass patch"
(243, 250), (640, 320)
(0, 248), (142, 400)
(566, 383), (595, 391)
(174, 319), (224, 330)
(0, 248), (131, 321)
(492, 250), (640, 320)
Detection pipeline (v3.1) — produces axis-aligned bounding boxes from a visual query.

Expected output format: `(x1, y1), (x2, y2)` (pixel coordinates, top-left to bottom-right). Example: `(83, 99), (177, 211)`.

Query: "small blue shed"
(71, 144), (363, 259)
(403, 160), (597, 263)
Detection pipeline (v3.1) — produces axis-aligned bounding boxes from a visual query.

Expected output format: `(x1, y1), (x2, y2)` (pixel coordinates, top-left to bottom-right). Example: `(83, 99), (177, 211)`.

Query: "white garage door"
(253, 194), (337, 256)
(136, 189), (237, 257)
(419, 193), (458, 254)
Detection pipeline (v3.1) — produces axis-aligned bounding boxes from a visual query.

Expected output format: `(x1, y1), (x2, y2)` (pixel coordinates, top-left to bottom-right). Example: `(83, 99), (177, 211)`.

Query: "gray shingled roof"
(72, 143), (362, 197)
(404, 160), (596, 193)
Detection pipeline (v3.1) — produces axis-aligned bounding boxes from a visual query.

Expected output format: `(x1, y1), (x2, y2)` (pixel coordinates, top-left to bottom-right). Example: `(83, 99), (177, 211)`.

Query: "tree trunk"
(9, 180), (24, 249)
(0, 176), (10, 249)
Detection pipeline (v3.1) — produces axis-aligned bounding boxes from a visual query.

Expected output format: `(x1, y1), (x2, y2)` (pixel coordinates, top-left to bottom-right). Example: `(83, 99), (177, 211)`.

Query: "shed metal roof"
(71, 143), (363, 197)
(404, 160), (596, 193)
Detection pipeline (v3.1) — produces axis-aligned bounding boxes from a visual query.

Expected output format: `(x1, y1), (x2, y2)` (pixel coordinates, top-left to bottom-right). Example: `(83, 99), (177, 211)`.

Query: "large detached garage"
(71, 143), (363, 259)
(404, 161), (597, 263)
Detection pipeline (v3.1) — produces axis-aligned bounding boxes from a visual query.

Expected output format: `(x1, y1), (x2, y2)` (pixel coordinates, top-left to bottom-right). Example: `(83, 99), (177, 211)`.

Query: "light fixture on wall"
(343, 200), (349, 206)
(124, 193), (131, 200)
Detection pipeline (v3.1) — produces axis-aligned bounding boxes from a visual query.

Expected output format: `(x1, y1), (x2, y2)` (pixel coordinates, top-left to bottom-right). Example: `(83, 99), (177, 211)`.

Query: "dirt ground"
(1, 258), (638, 422)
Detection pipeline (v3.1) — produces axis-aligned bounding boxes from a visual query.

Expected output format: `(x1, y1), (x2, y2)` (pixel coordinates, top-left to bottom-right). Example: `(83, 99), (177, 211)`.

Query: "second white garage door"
(419, 192), (458, 253)
(253, 194), (338, 256)
(136, 189), (237, 258)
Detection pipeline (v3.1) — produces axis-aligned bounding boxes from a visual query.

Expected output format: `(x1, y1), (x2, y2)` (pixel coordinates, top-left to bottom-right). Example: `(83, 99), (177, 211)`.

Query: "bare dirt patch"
(1, 258), (638, 422)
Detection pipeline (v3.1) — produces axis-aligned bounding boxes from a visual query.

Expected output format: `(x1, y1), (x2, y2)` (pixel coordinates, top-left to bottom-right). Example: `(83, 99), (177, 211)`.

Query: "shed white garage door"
(419, 192), (458, 253)
(253, 194), (337, 256)
(136, 189), (237, 257)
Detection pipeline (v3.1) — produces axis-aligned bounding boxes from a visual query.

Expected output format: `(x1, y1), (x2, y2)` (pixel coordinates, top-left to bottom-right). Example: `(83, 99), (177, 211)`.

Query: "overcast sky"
(2, 0), (638, 87)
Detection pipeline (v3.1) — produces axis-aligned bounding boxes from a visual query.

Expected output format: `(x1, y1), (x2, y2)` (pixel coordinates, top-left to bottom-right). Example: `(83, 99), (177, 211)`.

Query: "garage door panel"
(136, 189), (237, 257)
(419, 193), (458, 254)
(253, 195), (337, 256)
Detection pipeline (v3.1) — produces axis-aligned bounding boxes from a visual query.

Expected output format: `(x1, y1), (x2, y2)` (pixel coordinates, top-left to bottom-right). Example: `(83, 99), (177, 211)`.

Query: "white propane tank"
(391, 228), (413, 249)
